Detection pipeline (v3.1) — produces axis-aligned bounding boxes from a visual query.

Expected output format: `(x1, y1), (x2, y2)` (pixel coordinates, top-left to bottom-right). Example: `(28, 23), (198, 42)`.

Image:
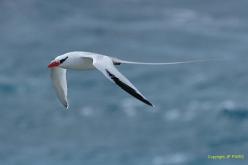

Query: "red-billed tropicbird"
(48, 51), (209, 109)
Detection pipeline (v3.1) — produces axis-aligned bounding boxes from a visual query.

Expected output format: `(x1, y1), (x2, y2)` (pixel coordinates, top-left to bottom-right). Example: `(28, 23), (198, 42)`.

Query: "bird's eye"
(60, 56), (68, 64)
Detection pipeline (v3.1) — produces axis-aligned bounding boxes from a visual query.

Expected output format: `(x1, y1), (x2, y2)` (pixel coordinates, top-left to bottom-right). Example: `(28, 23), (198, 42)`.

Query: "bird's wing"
(50, 67), (69, 109)
(92, 56), (153, 107)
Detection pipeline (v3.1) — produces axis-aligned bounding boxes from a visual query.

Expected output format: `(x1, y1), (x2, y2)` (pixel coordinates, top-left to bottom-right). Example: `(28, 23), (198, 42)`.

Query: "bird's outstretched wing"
(93, 56), (153, 107)
(50, 67), (69, 109)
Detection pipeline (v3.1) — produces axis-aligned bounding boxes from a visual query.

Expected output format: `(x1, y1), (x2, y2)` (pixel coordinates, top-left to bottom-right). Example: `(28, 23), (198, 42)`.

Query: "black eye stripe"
(60, 56), (68, 63)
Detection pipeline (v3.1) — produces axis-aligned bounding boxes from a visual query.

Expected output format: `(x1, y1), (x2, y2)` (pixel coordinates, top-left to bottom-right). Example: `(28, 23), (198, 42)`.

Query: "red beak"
(48, 61), (60, 68)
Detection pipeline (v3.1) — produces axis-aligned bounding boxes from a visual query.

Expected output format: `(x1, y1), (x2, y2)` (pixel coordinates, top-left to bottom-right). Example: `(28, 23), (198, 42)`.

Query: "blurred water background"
(0, 0), (248, 164)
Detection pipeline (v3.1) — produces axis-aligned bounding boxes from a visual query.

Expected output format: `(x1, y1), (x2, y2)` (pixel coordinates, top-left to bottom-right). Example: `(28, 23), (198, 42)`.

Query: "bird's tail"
(112, 57), (218, 66)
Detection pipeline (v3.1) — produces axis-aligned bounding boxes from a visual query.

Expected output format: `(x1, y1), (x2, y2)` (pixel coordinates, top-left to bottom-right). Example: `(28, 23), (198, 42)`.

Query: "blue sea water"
(0, 0), (248, 164)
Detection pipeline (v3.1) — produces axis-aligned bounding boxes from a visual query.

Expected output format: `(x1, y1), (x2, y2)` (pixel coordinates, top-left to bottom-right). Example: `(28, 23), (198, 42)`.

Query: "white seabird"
(48, 51), (208, 109)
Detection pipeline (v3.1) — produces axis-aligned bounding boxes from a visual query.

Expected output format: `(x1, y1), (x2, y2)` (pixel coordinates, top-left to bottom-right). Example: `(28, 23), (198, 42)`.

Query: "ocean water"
(0, 0), (248, 164)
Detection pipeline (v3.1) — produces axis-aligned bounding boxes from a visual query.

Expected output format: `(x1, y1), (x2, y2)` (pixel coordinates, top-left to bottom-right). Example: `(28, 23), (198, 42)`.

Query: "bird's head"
(48, 55), (69, 68)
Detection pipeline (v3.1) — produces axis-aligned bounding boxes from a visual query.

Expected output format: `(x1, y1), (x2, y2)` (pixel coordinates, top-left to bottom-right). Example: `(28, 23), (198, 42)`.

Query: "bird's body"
(57, 52), (95, 70)
(48, 51), (209, 109)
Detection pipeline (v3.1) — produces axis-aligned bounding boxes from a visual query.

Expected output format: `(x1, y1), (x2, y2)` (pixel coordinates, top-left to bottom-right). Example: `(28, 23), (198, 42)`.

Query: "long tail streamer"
(113, 58), (219, 65)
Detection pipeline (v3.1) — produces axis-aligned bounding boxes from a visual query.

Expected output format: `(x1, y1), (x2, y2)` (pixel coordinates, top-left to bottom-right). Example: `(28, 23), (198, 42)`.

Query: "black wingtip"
(143, 99), (154, 107)
(106, 69), (154, 107)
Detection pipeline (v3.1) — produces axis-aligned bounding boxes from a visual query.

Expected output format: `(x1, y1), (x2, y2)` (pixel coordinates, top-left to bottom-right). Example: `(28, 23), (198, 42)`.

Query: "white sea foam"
(153, 153), (190, 165)
(163, 109), (181, 122)
(163, 8), (244, 33)
(121, 98), (140, 117)
(163, 100), (214, 122)
(79, 106), (94, 117)
(220, 100), (236, 110)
